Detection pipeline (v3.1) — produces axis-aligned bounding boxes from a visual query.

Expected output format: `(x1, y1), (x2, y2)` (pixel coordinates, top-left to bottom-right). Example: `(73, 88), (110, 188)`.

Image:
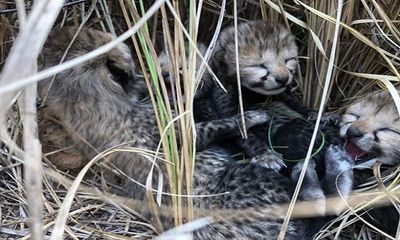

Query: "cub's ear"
(106, 59), (135, 92)
(212, 45), (226, 65)
(212, 48), (229, 75)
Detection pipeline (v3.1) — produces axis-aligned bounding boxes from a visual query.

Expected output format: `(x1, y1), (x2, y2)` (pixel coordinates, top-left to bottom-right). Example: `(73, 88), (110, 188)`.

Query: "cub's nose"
(275, 76), (289, 86)
(346, 126), (364, 138)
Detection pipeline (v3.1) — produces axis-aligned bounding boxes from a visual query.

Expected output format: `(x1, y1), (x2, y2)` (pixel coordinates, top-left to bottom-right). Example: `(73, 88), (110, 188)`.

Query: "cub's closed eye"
(249, 64), (268, 69)
(285, 57), (296, 63)
(346, 113), (360, 119)
(341, 113), (360, 125)
(377, 128), (400, 136)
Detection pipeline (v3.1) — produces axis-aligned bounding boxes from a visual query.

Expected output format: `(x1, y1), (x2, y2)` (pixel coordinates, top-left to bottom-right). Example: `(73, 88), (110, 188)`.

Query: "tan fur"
(341, 90), (400, 165)
(38, 27), (162, 199)
(38, 27), (137, 170)
(38, 111), (87, 170)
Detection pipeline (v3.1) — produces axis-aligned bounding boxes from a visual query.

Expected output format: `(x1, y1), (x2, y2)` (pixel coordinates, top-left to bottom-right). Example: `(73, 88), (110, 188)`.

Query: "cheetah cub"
(341, 89), (400, 167)
(213, 21), (297, 95)
(205, 20), (298, 170)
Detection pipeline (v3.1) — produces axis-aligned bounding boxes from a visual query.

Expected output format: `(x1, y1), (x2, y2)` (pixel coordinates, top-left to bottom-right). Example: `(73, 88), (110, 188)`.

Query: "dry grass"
(0, 0), (399, 239)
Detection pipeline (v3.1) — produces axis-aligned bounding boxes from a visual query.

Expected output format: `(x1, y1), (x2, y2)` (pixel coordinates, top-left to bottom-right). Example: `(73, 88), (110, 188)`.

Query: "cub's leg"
(322, 145), (354, 198)
(195, 110), (269, 151)
(291, 159), (325, 215)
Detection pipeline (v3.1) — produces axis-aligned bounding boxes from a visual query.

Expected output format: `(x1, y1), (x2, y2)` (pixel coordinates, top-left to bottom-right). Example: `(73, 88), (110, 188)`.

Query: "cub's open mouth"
(345, 141), (376, 162)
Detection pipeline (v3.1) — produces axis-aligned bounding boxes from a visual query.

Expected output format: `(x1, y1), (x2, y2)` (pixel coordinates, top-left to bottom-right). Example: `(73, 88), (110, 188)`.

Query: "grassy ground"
(0, 0), (399, 239)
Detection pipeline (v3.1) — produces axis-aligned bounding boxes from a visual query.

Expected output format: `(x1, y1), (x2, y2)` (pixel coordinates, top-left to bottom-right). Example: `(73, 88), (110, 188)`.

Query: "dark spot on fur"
(251, 82), (265, 88)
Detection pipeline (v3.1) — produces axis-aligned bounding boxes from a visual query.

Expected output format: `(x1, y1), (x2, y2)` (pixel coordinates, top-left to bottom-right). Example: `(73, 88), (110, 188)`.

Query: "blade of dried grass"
(171, 0), (188, 225)
(278, 0), (344, 238)
(15, 0), (26, 24)
(181, 0), (199, 223)
(19, 67), (44, 240)
(233, 0), (247, 138)
(259, 0), (267, 20)
(350, 19), (400, 25)
(339, 71), (399, 82)
(379, 80), (400, 116)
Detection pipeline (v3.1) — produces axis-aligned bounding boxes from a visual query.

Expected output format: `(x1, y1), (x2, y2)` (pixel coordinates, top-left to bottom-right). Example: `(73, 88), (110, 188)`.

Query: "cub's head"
(340, 91), (400, 165)
(39, 27), (140, 112)
(159, 42), (211, 100)
(213, 20), (298, 95)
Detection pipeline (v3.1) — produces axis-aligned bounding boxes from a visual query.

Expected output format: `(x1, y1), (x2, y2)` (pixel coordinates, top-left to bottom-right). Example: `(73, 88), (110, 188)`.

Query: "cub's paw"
(243, 110), (269, 128)
(319, 113), (342, 127)
(325, 145), (354, 173)
(291, 159), (326, 214)
(250, 151), (286, 171)
(324, 145), (355, 212)
(306, 111), (341, 123)
(291, 159), (317, 181)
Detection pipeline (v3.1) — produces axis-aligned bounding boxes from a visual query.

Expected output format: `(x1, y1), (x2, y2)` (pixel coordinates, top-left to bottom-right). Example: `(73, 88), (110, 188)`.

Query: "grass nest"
(0, 0), (399, 239)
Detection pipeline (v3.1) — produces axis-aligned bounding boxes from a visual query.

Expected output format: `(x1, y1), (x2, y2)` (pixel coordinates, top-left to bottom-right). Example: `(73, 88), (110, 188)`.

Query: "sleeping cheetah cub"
(38, 27), (353, 239)
(207, 20), (298, 170)
(337, 90), (400, 237)
(341, 90), (400, 167)
(213, 21), (297, 95)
